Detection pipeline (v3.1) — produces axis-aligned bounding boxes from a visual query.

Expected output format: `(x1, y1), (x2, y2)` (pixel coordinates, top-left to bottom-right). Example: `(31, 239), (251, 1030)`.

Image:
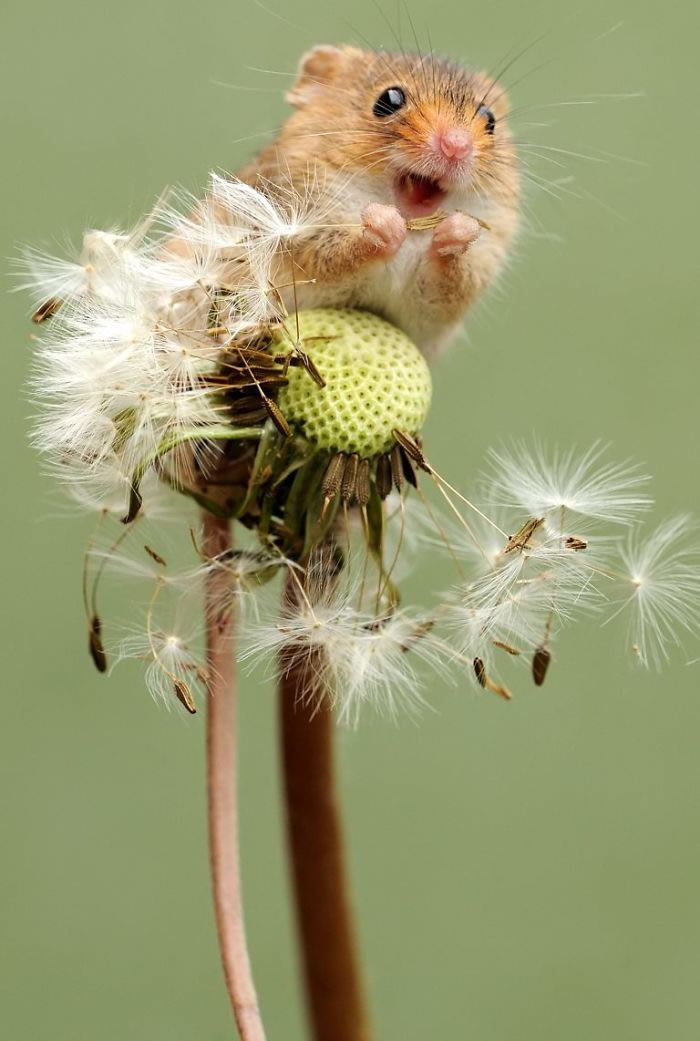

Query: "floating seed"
(88, 615), (107, 674)
(173, 680), (197, 714)
(341, 453), (360, 504)
(376, 454), (393, 499)
(532, 645), (551, 687)
(473, 656), (487, 687)
(564, 536), (588, 551)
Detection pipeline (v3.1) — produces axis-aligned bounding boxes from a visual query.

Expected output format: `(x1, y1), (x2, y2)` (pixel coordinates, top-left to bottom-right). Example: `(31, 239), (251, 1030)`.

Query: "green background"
(2, 1), (699, 1038)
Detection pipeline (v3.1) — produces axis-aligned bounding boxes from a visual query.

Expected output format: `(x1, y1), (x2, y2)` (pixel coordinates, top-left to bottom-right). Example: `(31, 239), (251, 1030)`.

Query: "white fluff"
(23, 174), (700, 719)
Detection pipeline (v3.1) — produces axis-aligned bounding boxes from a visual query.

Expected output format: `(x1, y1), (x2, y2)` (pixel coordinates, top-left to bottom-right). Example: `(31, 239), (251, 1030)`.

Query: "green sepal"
(122, 425), (262, 524)
(234, 420), (281, 520)
(282, 454), (329, 547)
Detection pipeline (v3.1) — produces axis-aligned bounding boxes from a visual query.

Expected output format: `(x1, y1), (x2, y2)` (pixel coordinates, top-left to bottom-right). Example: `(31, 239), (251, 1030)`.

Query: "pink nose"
(437, 128), (472, 162)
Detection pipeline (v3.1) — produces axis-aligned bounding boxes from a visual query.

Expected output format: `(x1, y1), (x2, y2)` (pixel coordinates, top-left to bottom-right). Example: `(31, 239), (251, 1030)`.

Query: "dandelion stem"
(203, 511), (266, 1041)
(278, 575), (372, 1041)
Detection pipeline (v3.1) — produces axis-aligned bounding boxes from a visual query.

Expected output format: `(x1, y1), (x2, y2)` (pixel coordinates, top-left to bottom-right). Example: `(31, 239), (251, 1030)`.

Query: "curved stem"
(203, 511), (266, 1041)
(278, 575), (372, 1041)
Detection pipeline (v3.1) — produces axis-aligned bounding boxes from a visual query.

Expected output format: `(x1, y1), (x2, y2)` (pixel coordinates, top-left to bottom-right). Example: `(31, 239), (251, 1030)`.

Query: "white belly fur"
(285, 171), (497, 355)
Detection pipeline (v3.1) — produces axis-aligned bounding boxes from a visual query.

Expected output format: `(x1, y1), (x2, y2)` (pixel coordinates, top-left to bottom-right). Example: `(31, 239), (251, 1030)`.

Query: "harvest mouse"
(236, 45), (520, 358)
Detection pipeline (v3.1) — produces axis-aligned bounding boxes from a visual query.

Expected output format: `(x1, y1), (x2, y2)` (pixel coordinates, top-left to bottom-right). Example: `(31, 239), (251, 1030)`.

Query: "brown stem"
(203, 511), (266, 1041)
(278, 575), (372, 1041)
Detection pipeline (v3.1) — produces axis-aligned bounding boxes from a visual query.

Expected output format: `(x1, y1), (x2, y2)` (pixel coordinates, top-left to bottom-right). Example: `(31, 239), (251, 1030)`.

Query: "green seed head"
(275, 309), (432, 458)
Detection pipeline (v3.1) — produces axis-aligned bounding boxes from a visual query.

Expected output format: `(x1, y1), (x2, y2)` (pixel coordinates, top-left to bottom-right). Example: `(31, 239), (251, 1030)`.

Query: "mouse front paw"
(430, 213), (481, 258)
(362, 204), (407, 258)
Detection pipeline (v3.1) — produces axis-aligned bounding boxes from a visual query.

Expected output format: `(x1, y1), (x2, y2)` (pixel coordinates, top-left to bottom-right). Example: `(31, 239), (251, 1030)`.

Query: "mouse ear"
(286, 45), (347, 108)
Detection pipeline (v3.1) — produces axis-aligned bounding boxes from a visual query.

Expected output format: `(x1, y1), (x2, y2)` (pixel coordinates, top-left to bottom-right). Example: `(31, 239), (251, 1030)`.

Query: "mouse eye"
(372, 87), (406, 118)
(476, 104), (496, 134)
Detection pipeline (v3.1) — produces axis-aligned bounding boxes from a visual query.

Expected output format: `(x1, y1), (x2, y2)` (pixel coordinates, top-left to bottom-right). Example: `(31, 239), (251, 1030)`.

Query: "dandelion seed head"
(23, 167), (700, 716)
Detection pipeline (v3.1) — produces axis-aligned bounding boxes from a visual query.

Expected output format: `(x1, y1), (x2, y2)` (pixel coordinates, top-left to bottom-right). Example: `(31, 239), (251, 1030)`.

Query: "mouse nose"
(437, 128), (473, 162)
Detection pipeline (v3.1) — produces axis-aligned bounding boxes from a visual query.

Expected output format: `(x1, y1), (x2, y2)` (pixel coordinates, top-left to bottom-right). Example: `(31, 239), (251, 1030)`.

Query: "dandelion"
(25, 175), (700, 708)
(23, 170), (700, 1041)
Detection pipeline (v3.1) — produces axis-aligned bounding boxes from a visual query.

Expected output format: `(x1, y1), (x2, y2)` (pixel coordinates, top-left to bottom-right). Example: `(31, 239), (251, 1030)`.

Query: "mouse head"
(284, 45), (517, 218)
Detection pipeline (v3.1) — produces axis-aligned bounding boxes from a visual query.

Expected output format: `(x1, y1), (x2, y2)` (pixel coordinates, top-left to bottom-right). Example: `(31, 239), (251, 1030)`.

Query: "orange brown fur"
(237, 45), (520, 358)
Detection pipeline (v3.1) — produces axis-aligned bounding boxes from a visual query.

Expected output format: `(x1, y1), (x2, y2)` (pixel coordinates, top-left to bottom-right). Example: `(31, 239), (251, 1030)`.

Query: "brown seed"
(492, 640), (521, 656)
(390, 444), (404, 493)
(398, 445), (418, 488)
(406, 211), (447, 231)
(392, 428), (427, 468)
(355, 459), (371, 508)
(144, 545), (167, 567)
(173, 680), (197, 714)
(473, 656), (487, 687)
(484, 676), (513, 701)
(88, 615), (107, 674)
(376, 454), (393, 500)
(321, 453), (346, 501)
(295, 349), (326, 387)
(564, 536), (588, 551)
(122, 482), (142, 525)
(472, 656), (512, 700)
(341, 453), (360, 504)
(400, 618), (435, 652)
(228, 347), (277, 368)
(532, 645), (552, 687)
(263, 398), (291, 438)
(32, 297), (63, 323)
(221, 372), (288, 389)
(470, 214), (491, 231)
(230, 404), (268, 425)
(504, 517), (545, 553)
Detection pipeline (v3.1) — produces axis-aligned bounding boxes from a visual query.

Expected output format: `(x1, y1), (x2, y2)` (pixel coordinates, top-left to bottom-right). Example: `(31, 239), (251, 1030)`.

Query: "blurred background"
(2, 0), (699, 1038)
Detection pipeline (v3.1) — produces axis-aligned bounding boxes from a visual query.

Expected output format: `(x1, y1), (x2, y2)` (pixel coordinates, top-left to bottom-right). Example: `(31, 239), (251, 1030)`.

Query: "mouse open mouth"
(394, 172), (447, 218)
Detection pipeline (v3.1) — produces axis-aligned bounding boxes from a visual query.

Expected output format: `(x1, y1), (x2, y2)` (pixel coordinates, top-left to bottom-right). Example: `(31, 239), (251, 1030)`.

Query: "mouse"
(233, 44), (520, 358)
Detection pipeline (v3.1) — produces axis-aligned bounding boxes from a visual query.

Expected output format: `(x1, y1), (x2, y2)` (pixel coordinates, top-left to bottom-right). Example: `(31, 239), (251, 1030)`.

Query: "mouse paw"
(362, 204), (407, 258)
(430, 213), (481, 258)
